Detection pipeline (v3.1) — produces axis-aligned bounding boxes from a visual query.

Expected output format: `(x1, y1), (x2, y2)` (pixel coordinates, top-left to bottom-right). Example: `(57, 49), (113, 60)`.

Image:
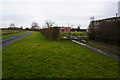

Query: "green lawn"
(85, 41), (120, 56)
(88, 40), (120, 50)
(71, 32), (87, 36)
(2, 32), (119, 78)
(62, 32), (88, 36)
(2, 31), (30, 39)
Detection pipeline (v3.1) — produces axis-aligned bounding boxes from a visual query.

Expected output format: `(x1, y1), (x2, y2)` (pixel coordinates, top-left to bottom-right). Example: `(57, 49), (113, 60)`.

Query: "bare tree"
(8, 23), (15, 29)
(25, 27), (29, 30)
(10, 23), (15, 28)
(78, 25), (81, 29)
(31, 22), (39, 29)
(45, 20), (54, 27)
(21, 26), (23, 29)
(90, 16), (95, 21)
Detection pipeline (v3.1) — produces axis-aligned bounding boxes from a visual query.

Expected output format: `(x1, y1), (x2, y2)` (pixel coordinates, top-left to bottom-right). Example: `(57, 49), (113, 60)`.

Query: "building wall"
(59, 27), (71, 32)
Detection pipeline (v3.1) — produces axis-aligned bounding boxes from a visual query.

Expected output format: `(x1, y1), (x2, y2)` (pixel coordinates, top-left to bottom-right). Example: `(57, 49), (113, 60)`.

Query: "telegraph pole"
(116, 13), (118, 17)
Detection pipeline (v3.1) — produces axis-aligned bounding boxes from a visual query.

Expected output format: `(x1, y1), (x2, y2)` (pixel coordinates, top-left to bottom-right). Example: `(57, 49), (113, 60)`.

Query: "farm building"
(59, 27), (71, 32)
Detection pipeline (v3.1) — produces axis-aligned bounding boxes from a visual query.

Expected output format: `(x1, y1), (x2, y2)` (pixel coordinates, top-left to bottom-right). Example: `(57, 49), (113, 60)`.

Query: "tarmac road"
(0, 31), (34, 49)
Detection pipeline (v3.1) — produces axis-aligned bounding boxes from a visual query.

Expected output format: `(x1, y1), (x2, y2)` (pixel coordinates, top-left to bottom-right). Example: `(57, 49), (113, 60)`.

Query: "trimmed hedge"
(88, 17), (120, 46)
(40, 27), (60, 41)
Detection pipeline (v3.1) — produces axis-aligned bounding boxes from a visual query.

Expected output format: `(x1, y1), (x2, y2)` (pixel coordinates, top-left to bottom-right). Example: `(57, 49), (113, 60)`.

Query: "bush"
(88, 17), (120, 46)
(40, 27), (60, 41)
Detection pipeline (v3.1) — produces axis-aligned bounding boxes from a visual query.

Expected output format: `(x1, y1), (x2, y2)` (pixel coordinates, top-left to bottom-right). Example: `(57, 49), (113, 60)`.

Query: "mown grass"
(88, 40), (120, 50)
(2, 32), (119, 78)
(62, 32), (88, 36)
(85, 40), (120, 56)
(71, 32), (88, 36)
(85, 41), (120, 56)
(2, 31), (30, 39)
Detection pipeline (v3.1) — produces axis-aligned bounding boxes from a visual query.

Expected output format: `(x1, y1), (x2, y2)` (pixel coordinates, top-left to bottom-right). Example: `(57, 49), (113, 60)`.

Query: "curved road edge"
(72, 40), (120, 62)
(0, 31), (34, 49)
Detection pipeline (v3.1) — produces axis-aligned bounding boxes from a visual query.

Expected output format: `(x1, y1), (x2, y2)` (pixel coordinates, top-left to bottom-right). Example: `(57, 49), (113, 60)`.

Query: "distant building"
(59, 27), (71, 32)
(118, 1), (120, 17)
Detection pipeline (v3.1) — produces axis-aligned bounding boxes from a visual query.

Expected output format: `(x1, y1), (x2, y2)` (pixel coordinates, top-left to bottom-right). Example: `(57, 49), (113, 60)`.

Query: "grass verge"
(2, 32), (119, 78)
(85, 40), (120, 56)
(88, 40), (120, 50)
(62, 32), (88, 36)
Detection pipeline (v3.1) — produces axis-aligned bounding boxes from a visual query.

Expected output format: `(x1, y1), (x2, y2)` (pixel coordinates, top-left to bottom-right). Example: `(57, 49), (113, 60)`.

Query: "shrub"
(40, 27), (60, 41)
(88, 17), (120, 46)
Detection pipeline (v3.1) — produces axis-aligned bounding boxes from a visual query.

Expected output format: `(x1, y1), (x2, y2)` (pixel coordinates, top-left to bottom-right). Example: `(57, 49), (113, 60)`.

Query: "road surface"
(0, 31), (34, 49)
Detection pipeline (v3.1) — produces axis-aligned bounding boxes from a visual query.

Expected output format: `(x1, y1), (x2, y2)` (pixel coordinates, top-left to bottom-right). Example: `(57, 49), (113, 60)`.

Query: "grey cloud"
(0, 0), (119, 29)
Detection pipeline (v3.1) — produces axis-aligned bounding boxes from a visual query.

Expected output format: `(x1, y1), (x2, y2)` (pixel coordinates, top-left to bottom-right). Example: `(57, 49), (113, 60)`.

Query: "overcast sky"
(0, 0), (119, 29)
